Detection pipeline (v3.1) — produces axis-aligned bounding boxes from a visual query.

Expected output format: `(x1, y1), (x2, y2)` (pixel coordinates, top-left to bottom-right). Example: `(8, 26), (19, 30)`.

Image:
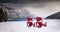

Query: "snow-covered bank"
(0, 20), (60, 32)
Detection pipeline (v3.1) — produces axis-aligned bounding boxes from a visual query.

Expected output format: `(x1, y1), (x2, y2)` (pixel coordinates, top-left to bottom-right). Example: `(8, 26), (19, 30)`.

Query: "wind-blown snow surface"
(0, 20), (60, 32)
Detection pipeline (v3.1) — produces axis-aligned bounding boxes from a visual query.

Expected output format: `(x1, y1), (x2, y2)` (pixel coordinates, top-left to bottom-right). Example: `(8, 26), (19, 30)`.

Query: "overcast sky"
(0, 0), (60, 3)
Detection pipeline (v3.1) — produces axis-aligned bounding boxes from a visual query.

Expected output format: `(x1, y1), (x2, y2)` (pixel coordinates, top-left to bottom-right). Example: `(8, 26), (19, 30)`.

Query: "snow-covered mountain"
(0, 3), (36, 21)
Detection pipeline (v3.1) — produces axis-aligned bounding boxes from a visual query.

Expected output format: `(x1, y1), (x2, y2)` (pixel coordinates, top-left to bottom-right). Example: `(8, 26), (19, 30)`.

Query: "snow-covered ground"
(0, 19), (60, 32)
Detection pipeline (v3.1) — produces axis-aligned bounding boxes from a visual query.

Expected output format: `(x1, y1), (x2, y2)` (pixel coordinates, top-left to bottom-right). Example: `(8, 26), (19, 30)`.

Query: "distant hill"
(45, 12), (60, 19)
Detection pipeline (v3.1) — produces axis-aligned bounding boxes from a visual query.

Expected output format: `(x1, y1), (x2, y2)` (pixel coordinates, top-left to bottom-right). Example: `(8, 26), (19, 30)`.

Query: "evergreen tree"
(0, 8), (8, 22)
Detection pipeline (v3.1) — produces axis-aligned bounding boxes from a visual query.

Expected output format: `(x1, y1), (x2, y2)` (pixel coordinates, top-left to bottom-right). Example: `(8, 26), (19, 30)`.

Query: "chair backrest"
(26, 17), (32, 21)
(36, 17), (42, 22)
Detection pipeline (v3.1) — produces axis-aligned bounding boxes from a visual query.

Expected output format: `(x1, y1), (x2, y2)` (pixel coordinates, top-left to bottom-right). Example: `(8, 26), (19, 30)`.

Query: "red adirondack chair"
(26, 17), (33, 27)
(33, 17), (47, 28)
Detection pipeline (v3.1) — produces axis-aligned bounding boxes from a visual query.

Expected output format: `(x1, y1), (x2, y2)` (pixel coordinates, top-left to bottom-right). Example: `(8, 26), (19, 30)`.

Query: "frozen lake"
(0, 19), (60, 32)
